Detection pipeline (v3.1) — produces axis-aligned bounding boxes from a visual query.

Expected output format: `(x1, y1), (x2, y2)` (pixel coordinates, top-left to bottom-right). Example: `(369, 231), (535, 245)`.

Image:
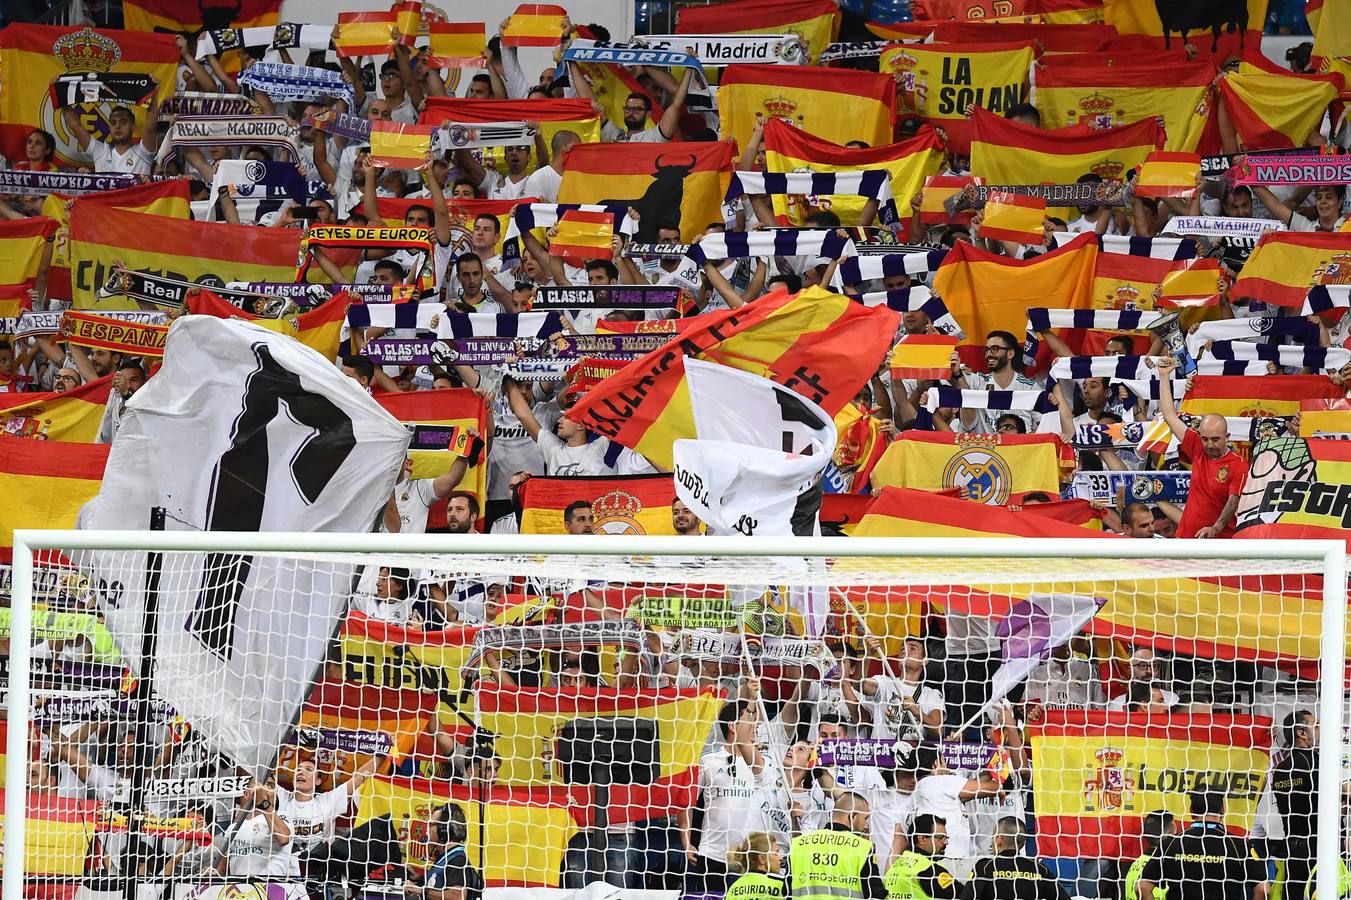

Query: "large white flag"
(77, 316), (409, 777)
(672, 358), (837, 537)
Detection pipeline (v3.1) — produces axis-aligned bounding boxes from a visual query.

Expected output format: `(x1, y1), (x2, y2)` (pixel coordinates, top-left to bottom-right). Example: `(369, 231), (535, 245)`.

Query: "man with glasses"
(578, 67), (694, 143)
(51, 367), (81, 393)
(949, 330), (1041, 434)
(1107, 648), (1179, 711)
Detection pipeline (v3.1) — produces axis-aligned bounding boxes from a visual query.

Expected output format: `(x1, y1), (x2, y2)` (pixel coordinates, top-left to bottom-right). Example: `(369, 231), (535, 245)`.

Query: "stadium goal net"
(3, 531), (1348, 900)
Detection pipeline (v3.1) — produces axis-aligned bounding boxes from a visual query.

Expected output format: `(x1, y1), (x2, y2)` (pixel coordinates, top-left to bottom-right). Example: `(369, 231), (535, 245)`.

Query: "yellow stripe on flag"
(0, 376), (111, 443)
(717, 64), (895, 155)
(1158, 258), (1224, 308)
(869, 432), (1063, 504)
(551, 210), (612, 263)
(370, 121), (433, 170)
(336, 12), (397, 57)
(969, 106), (1161, 186)
(502, 4), (568, 47)
(0, 435), (107, 547)
(979, 190), (1046, 244)
(1135, 151), (1200, 198)
(427, 23), (487, 66)
(889, 334), (957, 379)
(1301, 399), (1351, 436)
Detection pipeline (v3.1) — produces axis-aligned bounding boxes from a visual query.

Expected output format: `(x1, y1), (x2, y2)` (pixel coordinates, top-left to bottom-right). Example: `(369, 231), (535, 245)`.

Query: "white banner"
(637, 33), (806, 66)
(77, 316), (410, 777)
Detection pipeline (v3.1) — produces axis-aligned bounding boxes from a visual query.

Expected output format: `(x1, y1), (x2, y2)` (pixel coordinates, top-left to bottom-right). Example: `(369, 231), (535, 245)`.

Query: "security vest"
(1306, 859), (1351, 899)
(790, 827), (873, 900)
(883, 850), (944, 899)
(726, 871), (786, 900)
(1125, 853), (1168, 900)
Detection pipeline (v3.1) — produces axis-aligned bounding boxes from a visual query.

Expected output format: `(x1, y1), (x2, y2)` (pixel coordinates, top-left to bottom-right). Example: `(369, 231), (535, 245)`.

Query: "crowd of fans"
(2, 2), (1350, 900)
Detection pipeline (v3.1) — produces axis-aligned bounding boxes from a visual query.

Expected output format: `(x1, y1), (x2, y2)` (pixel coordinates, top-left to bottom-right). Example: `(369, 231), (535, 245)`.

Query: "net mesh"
(3, 547), (1345, 900)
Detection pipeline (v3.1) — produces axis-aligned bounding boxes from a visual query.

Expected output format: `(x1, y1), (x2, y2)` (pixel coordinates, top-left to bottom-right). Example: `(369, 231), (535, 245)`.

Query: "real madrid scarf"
(156, 116), (301, 166)
(237, 62), (355, 112)
(1048, 355), (1157, 381)
(1023, 308), (1166, 368)
(923, 387), (1054, 413)
(1206, 340), (1350, 372)
(432, 121), (538, 152)
(59, 310), (169, 357)
(50, 72), (157, 109)
(726, 170), (900, 228)
(833, 248), (948, 288)
(848, 287), (965, 340)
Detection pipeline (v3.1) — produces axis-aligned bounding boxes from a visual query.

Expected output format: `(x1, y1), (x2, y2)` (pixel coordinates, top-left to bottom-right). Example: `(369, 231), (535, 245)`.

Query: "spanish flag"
(187, 289), (349, 361)
(920, 174), (983, 226)
(1157, 257), (1224, 308)
(69, 205), (310, 310)
(1101, 0), (1265, 59)
(718, 64), (895, 155)
(1181, 374), (1344, 421)
(880, 41), (1037, 154)
(934, 230), (1098, 368)
(1217, 69), (1340, 151)
(1034, 58), (1217, 153)
(557, 141), (734, 244)
(1089, 249), (1173, 311)
(356, 774), (578, 885)
(476, 684), (722, 787)
(819, 493), (875, 535)
(1235, 436), (1351, 546)
(421, 96), (601, 174)
(832, 401), (889, 491)
(0, 375), (111, 443)
(41, 179), (191, 304)
(0, 765), (99, 876)
(969, 106), (1163, 186)
(913, 0), (1103, 24)
(336, 11), (399, 57)
(0, 24), (176, 167)
(373, 388), (488, 519)
(1231, 231), (1351, 308)
(0, 435), (107, 552)
(1310, 0), (1351, 80)
(869, 433), (1063, 504)
(336, 614), (479, 722)
(929, 20), (1117, 54)
(427, 22), (487, 67)
(292, 681), (437, 781)
(550, 208), (613, 264)
(676, 0), (840, 64)
(568, 286), (900, 469)
(1029, 709), (1271, 859)
(1299, 399), (1351, 437)
(762, 118), (943, 227)
(393, 1), (423, 39)
(1135, 151), (1201, 198)
(980, 190), (1047, 244)
(889, 334), (957, 379)
(501, 3), (568, 47)
(0, 216), (58, 321)
(520, 473), (680, 536)
(122, 0), (279, 33)
(370, 120), (434, 170)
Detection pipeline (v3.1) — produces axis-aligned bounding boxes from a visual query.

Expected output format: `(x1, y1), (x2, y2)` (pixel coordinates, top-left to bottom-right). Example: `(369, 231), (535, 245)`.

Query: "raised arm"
(505, 377), (543, 440)
(1153, 356), (1189, 442)
(654, 68), (693, 140)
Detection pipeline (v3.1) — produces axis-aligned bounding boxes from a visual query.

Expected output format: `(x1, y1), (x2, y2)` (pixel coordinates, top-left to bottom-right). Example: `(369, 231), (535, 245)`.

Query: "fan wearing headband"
(421, 803), (483, 900)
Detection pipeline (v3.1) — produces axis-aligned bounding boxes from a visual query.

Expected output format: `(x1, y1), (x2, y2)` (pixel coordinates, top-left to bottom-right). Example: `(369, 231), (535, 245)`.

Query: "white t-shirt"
(87, 139), (153, 176)
(696, 750), (780, 863)
(535, 430), (614, 476)
(1022, 656), (1102, 709)
(1106, 685), (1180, 711)
(913, 773), (974, 859)
(601, 122), (669, 143)
(228, 810), (298, 877)
(871, 789), (918, 872)
(521, 165), (563, 203)
(278, 781), (354, 855)
(388, 477), (439, 535)
(480, 168), (533, 201)
(868, 676), (944, 739)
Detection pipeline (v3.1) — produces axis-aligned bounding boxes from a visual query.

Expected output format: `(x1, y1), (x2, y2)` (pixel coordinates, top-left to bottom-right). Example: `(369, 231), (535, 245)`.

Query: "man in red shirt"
(1156, 358), (1246, 538)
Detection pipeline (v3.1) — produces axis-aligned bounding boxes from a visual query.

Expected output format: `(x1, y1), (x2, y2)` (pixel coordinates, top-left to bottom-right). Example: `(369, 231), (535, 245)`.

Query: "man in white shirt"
(949, 330), (1042, 434)
(1106, 646), (1180, 711)
(505, 377), (615, 476)
(62, 96), (165, 176)
(383, 432), (477, 535)
(350, 565), (419, 625)
(1022, 638), (1103, 709)
(589, 68), (694, 143)
(845, 638), (945, 741)
(520, 130), (581, 204)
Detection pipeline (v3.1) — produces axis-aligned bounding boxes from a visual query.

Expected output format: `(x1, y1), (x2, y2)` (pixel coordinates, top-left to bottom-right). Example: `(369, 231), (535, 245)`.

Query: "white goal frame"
(5, 530), (1348, 900)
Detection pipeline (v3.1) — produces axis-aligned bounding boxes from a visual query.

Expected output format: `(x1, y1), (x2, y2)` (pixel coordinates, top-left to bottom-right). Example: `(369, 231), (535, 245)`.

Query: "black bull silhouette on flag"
(1157, 0), (1250, 52)
(601, 152), (698, 243)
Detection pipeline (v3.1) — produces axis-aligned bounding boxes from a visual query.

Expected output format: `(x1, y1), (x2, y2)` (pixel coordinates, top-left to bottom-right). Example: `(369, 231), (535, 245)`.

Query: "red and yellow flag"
(187, 289), (349, 361)
(336, 11), (400, 57)
(0, 24), (176, 167)
(0, 434), (107, 550)
(291, 681), (436, 780)
(929, 20), (1117, 54)
(1134, 151), (1200, 198)
(1157, 257), (1225, 308)
(676, 0), (840, 64)
(501, 3), (568, 47)
(1235, 436), (1351, 546)
(920, 174), (983, 225)
(889, 334), (957, 380)
(980, 190), (1047, 244)
(427, 22), (487, 67)
(0, 217), (58, 321)
(1181, 375), (1344, 421)
(1034, 57), (1217, 153)
(373, 388), (488, 520)
(69, 205), (309, 310)
(123, 0), (279, 33)
(880, 41), (1037, 154)
(557, 141), (734, 244)
(934, 230), (1098, 367)
(1029, 710), (1271, 860)
(421, 96), (601, 173)
(42, 179), (191, 303)
(370, 120), (434, 170)
(520, 473), (681, 535)
(0, 374), (110, 443)
(1299, 398), (1351, 437)
(551, 209), (613, 264)
(1310, 0), (1351, 81)
(869, 433), (1063, 504)
(1231, 231), (1351, 307)
(1217, 69), (1340, 151)
(832, 401), (890, 491)
(1102, 0), (1264, 60)
(763, 119), (943, 227)
(718, 64), (896, 154)
(1088, 250), (1173, 311)
(912, 0), (1104, 24)
(569, 285), (901, 470)
(969, 105), (1162, 185)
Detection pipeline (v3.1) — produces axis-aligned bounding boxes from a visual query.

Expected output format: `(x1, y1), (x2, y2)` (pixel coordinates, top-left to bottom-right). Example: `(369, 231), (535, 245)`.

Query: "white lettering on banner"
(146, 775), (251, 800)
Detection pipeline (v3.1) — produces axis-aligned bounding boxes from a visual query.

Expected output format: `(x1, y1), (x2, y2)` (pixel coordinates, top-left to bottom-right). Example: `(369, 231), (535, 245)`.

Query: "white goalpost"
(4, 531), (1348, 900)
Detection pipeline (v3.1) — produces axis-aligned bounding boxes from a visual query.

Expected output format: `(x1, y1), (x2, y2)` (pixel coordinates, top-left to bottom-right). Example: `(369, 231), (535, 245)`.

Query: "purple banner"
(1237, 154), (1351, 186)
(532, 284), (683, 309)
(365, 335), (666, 367)
(818, 739), (998, 771)
(0, 169), (141, 195)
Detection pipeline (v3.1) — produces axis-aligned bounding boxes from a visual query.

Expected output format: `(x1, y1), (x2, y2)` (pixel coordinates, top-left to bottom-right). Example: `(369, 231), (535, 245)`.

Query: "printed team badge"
(942, 434), (1012, 505)
(1082, 747), (1135, 812)
(44, 28), (125, 168)
(592, 489), (645, 535)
